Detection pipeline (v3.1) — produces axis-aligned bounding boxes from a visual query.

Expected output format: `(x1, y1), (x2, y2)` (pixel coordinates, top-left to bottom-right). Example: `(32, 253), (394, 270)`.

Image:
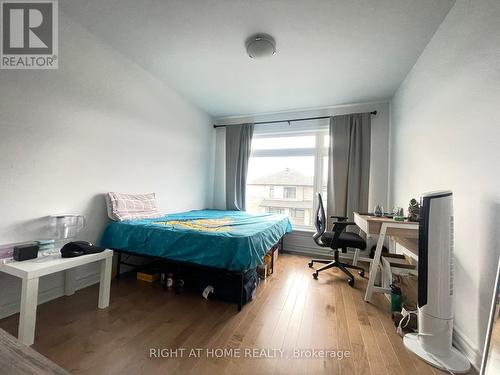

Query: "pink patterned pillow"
(106, 192), (163, 221)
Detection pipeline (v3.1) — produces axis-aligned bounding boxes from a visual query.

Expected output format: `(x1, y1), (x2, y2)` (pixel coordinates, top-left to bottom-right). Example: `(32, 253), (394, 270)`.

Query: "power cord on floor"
(397, 307), (418, 336)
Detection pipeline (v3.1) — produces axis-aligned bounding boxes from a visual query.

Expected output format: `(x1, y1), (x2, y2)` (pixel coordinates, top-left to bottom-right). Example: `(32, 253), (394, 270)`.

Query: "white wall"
(213, 102), (390, 254)
(0, 13), (214, 317)
(389, 0), (500, 366)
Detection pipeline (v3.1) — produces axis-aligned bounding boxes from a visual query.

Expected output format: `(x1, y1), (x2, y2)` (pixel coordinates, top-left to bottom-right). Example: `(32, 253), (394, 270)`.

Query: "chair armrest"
(331, 221), (356, 234)
(329, 221), (357, 246)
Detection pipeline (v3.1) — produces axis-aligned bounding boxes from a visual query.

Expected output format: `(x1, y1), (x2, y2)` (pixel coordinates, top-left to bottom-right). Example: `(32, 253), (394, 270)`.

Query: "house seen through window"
(246, 129), (329, 229)
(283, 187), (296, 199)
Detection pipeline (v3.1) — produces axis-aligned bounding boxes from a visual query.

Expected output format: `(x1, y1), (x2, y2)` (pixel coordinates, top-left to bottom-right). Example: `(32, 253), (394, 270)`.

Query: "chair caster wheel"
(312, 272), (318, 280)
(348, 278), (355, 287)
(359, 270), (365, 278)
(308, 261), (313, 268)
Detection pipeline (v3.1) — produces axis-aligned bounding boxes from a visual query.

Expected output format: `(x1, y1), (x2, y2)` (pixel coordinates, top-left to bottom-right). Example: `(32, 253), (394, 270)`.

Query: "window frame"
(293, 208), (305, 219)
(248, 129), (329, 230)
(283, 186), (297, 199)
(269, 185), (274, 198)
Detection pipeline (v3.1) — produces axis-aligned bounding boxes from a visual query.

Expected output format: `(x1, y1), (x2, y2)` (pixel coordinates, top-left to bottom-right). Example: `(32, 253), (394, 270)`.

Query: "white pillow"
(106, 192), (163, 221)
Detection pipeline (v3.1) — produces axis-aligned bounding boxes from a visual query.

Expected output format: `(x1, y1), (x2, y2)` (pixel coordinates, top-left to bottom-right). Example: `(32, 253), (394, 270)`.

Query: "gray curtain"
(225, 123), (254, 211)
(327, 113), (371, 225)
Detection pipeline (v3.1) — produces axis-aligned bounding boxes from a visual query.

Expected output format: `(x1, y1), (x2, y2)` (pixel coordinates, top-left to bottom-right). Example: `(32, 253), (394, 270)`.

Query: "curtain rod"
(213, 110), (377, 128)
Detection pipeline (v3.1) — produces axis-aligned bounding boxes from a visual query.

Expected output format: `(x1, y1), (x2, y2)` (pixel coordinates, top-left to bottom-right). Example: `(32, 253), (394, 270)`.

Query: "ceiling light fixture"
(246, 34), (276, 59)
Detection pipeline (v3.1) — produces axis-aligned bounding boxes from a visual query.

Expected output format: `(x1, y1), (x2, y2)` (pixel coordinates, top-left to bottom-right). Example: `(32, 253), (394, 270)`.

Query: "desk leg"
(352, 249), (360, 266)
(365, 225), (387, 302)
(19, 277), (39, 346)
(98, 256), (112, 309)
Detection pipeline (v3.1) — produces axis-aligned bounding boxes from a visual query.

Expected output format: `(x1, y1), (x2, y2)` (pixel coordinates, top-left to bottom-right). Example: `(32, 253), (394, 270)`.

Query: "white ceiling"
(61, 0), (454, 117)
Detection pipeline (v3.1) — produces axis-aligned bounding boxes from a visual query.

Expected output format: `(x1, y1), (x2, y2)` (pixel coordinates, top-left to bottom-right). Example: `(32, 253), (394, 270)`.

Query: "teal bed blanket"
(100, 210), (293, 271)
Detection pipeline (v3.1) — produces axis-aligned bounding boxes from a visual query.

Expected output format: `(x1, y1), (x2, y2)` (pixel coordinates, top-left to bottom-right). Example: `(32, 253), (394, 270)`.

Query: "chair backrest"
(313, 193), (327, 246)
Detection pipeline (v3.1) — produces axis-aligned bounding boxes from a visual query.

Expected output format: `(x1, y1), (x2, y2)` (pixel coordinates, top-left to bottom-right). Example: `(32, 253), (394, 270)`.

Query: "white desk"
(354, 213), (419, 302)
(0, 249), (113, 345)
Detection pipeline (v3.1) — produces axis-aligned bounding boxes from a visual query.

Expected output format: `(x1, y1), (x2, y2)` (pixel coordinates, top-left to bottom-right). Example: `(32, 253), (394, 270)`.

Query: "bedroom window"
(246, 128), (329, 229)
(283, 187), (297, 199)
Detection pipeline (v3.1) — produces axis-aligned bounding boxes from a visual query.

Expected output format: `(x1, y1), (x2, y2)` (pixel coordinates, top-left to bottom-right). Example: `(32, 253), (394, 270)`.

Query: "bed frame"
(113, 237), (284, 311)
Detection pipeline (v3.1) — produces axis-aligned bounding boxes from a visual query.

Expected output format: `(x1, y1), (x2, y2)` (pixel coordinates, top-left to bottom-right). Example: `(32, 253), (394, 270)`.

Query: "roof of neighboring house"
(249, 168), (313, 186)
(259, 200), (312, 209)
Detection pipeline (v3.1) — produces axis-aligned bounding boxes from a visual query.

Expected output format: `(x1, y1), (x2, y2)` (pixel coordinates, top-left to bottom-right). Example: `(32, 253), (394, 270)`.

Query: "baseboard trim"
(283, 246), (330, 258)
(76, 272), (100, 290)
(283, 247), (372, 264)
(0, 285), (62, 319)
(453, 327), (482, 371)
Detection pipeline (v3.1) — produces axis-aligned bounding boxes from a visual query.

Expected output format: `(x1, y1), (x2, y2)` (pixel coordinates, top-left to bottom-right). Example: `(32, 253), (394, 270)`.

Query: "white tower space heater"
(403, 191), (470, 373)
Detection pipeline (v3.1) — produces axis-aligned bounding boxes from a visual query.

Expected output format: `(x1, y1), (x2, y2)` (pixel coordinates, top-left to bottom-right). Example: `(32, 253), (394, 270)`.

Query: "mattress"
(100, 209), (293, 271)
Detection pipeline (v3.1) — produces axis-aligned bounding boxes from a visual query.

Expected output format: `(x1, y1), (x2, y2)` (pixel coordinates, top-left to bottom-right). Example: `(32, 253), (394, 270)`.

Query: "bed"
(101, 209), (292, 271)
(100, 209), (292, 309)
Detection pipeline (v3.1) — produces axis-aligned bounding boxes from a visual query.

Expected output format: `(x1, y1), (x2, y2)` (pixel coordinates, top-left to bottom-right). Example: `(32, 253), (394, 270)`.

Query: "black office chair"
(308, 193), (366, 287)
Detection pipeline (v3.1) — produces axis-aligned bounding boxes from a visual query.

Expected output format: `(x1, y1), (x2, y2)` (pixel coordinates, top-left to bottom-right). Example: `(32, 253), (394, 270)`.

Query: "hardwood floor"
(0, 254), (470, 374)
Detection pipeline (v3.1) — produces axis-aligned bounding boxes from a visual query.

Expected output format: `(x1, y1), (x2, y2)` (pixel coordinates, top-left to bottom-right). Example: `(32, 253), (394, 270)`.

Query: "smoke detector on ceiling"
(246, 34), (276, 59)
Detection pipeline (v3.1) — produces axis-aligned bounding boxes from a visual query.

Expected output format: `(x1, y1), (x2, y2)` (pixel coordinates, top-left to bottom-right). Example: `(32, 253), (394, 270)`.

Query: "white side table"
(0, 249), (113, 346)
